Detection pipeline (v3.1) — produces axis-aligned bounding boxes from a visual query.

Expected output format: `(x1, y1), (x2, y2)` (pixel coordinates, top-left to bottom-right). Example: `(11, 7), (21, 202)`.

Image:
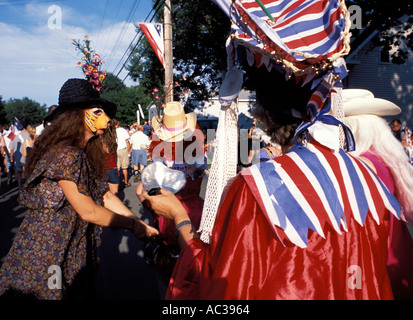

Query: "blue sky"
(0, 0), (155, 107)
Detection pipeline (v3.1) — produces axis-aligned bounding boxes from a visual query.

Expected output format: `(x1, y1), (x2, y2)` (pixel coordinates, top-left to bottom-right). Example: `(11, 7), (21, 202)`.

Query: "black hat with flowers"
(45, 36), (117, 122)
(45, 78), (116, 122)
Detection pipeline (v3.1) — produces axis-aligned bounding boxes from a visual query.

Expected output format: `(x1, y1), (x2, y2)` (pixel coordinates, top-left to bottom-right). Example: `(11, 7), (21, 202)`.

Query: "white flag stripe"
(286, 152), (341, 233)
(274, 163), (325, 238)
(249, 164), (283, 232)
(335, 152), (363, 225)
(307, 144), (345, 212)
(348, 156), (380, 224)
(283, 215), (308, 249)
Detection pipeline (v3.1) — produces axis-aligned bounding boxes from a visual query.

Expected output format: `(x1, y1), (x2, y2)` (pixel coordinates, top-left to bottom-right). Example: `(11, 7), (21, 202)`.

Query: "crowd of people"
(0, 115), (155, 198)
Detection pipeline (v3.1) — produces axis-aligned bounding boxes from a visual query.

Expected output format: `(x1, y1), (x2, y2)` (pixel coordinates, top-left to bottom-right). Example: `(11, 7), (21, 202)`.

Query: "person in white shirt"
(129, 125), (150, 182)
(114, 118), (131, 188)
(10, 122), (29, 190)
(1, 126), (14, 186)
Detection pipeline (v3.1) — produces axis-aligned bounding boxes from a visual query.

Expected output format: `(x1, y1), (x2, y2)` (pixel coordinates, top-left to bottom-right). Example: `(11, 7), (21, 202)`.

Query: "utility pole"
(164, 0), (173, 103)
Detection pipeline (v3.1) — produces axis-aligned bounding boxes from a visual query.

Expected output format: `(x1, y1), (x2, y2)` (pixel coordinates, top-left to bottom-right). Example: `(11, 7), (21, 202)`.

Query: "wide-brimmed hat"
(152, 101), (197, 142)
(45, 78), (116, 122)
(342, 89), (401, 116)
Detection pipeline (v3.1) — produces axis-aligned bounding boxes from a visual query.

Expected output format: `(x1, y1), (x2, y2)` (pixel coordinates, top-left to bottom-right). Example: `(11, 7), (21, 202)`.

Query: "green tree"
(101, 84), (152, 127)
(0, 96), (7, 125)
(4, 97), (47, 126)
(100, 72), (127, 94)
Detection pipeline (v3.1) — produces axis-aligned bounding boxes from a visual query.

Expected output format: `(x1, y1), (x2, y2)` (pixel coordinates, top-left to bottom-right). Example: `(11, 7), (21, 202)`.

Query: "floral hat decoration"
(73, 35), (107, 92)
(45, 36), (115, 123)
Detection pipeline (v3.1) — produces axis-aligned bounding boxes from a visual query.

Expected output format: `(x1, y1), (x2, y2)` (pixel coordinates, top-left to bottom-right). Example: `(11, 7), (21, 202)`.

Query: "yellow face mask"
(84, 107), (110, 133)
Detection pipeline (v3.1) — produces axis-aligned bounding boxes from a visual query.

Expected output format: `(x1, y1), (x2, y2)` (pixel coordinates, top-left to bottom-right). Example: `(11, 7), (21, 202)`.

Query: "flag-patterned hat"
(213, 0), (351, 120)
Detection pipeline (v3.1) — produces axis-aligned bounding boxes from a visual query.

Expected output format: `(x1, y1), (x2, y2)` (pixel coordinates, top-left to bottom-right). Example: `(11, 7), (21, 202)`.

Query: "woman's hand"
(136, 183), (195, 248)
(136, 183), (187, 221)
(131, 218), (159, 239)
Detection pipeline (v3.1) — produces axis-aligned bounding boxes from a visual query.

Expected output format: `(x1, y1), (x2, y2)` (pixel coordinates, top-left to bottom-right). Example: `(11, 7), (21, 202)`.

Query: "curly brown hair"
(244, 64), (316, 148)
(100, 119), (118, 154)
(26, 108), (107, 180)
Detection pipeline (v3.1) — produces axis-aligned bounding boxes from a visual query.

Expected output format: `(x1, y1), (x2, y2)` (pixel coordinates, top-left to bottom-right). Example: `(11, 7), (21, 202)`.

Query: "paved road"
(0, 171), (208, 300)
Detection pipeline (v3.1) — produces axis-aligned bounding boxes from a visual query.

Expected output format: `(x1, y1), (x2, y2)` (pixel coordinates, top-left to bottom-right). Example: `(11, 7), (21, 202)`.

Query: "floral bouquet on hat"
(72, 35), (106, 92)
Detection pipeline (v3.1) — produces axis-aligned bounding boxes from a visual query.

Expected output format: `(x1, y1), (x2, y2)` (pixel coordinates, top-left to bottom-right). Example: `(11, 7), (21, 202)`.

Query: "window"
(379, 47), (391, 64)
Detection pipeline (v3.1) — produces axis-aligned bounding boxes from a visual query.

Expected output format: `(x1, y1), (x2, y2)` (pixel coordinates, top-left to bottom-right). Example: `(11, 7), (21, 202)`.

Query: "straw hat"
(342, 89), (401, 116)
(152, 101), (197, 142)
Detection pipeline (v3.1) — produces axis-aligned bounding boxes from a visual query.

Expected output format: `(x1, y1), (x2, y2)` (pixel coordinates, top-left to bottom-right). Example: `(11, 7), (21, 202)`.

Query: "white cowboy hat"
(152, 101), (197, 142)
(342, 89), (401, 116)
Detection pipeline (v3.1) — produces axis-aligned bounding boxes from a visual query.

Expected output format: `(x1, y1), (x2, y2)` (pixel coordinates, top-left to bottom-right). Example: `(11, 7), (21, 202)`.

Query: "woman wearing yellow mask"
(0, 79), (158, 300)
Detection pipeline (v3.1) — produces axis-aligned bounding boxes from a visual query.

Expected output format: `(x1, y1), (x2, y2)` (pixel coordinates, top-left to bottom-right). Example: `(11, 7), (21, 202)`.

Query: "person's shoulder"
(18, 131), (29, 139)
(117, 127), (129, 136)
(56, 145), (82, 159)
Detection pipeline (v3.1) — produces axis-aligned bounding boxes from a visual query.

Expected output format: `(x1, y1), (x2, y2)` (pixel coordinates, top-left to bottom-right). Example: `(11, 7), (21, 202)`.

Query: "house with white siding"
(344, 27), (413, 129)
(191, 89), (256, 130)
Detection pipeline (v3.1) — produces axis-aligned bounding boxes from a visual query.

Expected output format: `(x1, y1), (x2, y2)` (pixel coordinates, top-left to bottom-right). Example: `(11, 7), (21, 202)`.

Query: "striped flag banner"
(241, 142), (402, 248)
(138, 22), (164, 67)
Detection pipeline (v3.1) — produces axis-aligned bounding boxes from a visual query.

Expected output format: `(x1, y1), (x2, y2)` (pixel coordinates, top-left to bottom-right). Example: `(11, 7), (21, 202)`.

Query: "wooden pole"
(164, 0), (173, 103)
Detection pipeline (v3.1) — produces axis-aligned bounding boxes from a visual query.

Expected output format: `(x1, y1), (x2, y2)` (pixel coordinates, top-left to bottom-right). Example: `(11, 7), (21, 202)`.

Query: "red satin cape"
(166, 175), (394, 300)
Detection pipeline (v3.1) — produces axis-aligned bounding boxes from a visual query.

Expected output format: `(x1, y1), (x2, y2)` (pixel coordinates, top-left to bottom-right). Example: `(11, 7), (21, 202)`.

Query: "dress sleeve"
(19, 147), (85, 210)
(42, 147), (83, 183)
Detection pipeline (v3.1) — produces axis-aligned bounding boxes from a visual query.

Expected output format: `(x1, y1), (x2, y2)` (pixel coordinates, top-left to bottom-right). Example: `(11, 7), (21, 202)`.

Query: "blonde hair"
(344, 114), (413, 224)
(28, 126), (36, 140)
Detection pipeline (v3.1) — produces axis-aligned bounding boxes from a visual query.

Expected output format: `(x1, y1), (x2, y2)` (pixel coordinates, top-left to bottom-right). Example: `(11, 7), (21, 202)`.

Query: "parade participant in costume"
(342, 89), (413, 299)
(140, 101), (205, 291)
(145, 101), (206, 249)
(137, 0), (405, 299)
(0, 78), (158, 300)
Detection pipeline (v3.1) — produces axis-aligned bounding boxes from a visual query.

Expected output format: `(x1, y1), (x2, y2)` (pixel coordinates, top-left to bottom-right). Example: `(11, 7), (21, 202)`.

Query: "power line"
(113, 0), (162, 75)
(96, 0), (109, 46)
(116, 0), (164, 82)
(100, 0), (124, 62)
(105, 0), (141, 70)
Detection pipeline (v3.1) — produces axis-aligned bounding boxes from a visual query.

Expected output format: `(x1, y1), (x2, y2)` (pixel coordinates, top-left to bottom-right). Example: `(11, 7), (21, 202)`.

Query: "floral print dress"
(0, 145), (109, 299)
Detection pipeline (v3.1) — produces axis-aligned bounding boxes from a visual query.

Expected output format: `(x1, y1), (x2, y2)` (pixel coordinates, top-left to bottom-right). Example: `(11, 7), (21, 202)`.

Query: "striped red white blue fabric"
(138, 22), (164, 67)
(241, 142), (402, 248)
(212, 0), (350, 120)
(213, 0), (348, 66)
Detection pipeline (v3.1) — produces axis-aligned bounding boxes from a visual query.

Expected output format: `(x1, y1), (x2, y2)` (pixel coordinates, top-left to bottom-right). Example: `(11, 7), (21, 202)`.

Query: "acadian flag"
(138, 22), (165, 67)
(7, 117), (23, 141)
